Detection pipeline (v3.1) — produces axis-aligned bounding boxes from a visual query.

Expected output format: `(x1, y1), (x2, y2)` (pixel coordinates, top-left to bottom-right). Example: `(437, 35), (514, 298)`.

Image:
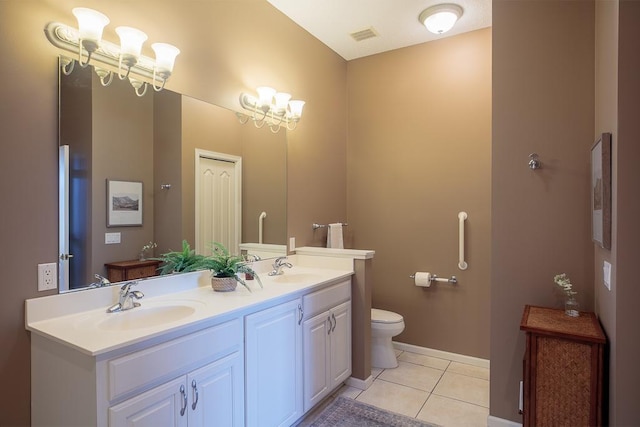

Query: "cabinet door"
(329, 301), (352, 387)
(109, 377), (188, 427)
(245, 298), (303, 427)
(188, 351), (245, 427)
(303, 311), (331, 411)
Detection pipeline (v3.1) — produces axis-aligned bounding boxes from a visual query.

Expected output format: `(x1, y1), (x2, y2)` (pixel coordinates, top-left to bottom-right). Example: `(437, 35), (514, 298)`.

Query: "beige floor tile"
(433, 372), (489, 407)
(356, 379), (429, 418)
(399, 352), (451, 370)
(447, 362), (490, 381)
(333, 384), (362, 399)
(378, 360), (445, 392)
(417, 394), (489, 427)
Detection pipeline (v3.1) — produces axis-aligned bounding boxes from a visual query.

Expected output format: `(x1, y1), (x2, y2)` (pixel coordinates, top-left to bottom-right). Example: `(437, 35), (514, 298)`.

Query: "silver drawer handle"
(331, 313), (337, 332)
(327, 315), (332, 335)
(191, 379), (199, 410)
(180, 384), (187, 416)
(298, 303), (303, 325)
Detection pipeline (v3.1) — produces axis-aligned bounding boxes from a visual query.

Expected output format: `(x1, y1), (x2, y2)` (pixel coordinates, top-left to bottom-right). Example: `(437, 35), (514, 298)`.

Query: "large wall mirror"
(58, 60), (287, 292)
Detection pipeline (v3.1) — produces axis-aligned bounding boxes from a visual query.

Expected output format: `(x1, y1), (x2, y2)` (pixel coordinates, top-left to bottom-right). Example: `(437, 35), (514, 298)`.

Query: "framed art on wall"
(107, 180), (143, 227)
(591, 133), (611, 249)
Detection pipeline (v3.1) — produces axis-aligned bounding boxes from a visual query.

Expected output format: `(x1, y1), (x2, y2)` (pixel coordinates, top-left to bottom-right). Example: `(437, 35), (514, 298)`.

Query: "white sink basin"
(270, 273), (323, 284)
(98, 304), (196, 331)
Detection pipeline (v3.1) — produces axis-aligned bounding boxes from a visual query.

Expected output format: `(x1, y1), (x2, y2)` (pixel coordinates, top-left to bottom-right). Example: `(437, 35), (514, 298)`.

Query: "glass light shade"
(151, 43), (180, 74)
(274, 93), (292, 111)
(419, 4), (463, 35)
(72, 8), (110, 44)
(256, 87), (276, 107)
(116, 26), (148, 57)
(288, 100), (305, 118)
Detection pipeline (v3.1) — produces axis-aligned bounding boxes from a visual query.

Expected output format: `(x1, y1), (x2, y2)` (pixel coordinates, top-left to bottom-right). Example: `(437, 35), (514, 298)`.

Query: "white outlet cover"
(38, 263), (57, 291)
(603, 261), (612, 290)
(105, 232), (121, 244)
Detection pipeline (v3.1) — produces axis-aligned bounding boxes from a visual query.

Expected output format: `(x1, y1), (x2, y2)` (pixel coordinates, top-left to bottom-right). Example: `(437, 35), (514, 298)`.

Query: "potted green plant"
(154, 240), (206, 275)
(200, 242), (263, 292)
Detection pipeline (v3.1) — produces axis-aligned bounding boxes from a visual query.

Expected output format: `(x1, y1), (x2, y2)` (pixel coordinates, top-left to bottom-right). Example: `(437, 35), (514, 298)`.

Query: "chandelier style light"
(45, 8), (180, 96)
(238, 87), (305, 133)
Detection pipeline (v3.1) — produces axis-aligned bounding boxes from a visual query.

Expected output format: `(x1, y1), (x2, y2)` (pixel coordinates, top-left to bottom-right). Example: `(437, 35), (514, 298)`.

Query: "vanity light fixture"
(45, 7), (180, 97)
(238, 87), (305, 133)
(418, 3), (463, 35)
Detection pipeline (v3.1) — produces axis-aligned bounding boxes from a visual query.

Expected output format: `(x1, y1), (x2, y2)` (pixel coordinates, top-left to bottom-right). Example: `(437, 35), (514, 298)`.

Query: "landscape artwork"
(107, 180), (143, 227)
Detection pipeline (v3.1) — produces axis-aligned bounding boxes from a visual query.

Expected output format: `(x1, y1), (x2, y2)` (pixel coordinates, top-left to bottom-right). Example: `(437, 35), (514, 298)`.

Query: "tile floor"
(305, 348), (490, 427)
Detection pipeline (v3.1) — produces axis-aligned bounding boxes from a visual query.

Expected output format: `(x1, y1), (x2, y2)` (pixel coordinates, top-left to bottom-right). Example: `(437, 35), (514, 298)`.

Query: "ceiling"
(266, 0), (492, 61)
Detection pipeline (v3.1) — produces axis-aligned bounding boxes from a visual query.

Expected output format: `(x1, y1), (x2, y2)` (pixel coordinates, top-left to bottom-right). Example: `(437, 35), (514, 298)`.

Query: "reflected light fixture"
(45, 8), (180, 96)
(418, 3), (463, 35)
(238, 87), (305, 133)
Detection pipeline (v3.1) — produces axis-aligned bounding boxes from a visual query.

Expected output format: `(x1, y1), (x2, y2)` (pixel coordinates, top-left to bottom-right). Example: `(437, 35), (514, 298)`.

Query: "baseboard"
(487, 415), (522, 427)
(345, 374), (373, 390)
(392, 341), (490, 369)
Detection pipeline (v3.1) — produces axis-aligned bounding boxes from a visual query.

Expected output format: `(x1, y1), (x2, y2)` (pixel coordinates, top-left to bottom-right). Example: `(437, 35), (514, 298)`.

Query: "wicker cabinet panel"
(521, 305), (605, 427)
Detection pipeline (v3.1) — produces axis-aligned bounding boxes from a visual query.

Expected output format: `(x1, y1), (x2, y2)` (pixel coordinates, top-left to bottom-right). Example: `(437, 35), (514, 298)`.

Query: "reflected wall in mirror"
(59, 60), (287, 292)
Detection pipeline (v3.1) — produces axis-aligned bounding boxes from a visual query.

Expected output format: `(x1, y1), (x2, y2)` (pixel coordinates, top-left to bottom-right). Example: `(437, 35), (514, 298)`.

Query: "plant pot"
(211, 275), (237, 292)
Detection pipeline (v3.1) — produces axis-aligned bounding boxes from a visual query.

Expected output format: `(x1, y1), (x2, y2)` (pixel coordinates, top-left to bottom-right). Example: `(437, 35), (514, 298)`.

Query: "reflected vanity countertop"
(25, 256), (354, 357)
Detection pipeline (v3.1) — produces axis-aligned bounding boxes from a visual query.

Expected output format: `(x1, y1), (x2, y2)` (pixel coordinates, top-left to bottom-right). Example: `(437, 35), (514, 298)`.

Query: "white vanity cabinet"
(31, 318), (244, 427)
(109, 350), (243, 427)
(245, 298), (304, 427)
(302, 280), (352, 411)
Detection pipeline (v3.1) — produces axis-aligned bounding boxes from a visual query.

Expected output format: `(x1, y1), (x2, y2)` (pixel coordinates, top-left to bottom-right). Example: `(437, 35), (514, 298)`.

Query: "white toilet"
(371, 308), (405, 369)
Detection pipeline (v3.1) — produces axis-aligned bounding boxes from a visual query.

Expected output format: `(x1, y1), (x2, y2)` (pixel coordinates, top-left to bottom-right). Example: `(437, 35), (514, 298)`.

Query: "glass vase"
(565, 296), (580, 317)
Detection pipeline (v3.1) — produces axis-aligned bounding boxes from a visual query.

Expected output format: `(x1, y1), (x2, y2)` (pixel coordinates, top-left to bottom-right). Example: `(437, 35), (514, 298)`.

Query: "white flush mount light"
(45, 8), (180, 96)
(238, 87), (305, 133)
(419, 3), (463, 35)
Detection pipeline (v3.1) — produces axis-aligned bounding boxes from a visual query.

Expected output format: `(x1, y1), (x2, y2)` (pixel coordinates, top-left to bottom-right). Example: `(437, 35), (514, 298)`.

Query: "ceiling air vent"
(350, 27), (378, 42)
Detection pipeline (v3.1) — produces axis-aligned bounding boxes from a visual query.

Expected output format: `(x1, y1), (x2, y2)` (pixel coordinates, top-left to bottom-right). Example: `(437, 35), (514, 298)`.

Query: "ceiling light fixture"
(45, 8), (180, 97)
(238, 87), (305, 133)
(418, 4), (463, 35)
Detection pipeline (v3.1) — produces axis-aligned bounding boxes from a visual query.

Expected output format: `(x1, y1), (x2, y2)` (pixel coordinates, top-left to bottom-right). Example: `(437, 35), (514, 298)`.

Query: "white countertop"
(25, 257), (353, 357)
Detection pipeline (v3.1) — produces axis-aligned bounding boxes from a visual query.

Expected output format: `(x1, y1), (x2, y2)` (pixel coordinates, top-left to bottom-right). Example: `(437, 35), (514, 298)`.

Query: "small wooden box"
(104, 259), (161, 283)
(520, 305), (606, 427)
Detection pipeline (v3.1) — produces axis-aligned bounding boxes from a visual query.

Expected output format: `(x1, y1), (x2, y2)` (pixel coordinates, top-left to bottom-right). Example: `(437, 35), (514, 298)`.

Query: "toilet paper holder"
(409, 273), (458, 285)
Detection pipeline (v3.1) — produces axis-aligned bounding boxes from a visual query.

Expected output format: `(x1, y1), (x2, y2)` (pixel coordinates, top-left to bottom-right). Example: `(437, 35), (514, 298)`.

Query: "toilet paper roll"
(414, 272), (432, 287)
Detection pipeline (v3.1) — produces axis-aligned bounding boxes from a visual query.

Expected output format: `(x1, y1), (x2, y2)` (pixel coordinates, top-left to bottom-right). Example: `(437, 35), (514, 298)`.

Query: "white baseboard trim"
(392, 341), (490, 369)
(345, 375), (374, 390)
(487, 415), (522, 427)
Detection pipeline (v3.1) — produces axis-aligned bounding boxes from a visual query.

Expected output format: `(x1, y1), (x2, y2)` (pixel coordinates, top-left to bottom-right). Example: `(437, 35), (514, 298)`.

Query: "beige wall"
(0, 1), (347, 424)
(347, 29), (492, 358)
(594, 0), (618, 422)
(491, 0), (596, 422)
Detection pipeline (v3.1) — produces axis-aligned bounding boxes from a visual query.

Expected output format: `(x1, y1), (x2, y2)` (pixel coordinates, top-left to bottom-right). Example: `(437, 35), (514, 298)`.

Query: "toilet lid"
(371, 308), (403, 324)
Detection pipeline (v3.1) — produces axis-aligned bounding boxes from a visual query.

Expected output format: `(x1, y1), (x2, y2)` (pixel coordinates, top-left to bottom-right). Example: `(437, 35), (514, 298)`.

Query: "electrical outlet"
(38, 263), (57, 291)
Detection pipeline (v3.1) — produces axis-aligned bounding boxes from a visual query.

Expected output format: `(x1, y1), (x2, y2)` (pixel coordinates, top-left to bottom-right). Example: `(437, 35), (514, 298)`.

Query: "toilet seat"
(371, 308), (403, 324)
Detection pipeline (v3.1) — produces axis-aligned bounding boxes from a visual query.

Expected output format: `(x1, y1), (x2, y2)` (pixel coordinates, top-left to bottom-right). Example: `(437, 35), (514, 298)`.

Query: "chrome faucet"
(90, 273), (111, 288)
(107, 281), (144, 313)
(268, 256), (293, 276)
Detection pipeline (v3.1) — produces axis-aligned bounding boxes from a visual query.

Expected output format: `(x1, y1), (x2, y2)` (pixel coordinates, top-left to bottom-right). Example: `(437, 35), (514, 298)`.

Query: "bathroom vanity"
(26, 256), (354, 427)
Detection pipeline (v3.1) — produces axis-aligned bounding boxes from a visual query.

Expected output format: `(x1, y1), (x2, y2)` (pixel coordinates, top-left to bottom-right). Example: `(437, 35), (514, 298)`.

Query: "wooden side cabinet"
(104, 259), (161, 282)
(520, 305), (606, 427)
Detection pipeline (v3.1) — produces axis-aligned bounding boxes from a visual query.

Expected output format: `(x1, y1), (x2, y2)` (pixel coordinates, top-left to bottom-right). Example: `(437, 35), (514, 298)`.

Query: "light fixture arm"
(238, 91), (303, 133)
(45, 21), (176, 96)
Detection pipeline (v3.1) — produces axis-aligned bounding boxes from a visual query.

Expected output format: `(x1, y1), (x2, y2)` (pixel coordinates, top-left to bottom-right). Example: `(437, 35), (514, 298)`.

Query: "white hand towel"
(327, 223), (344, 249)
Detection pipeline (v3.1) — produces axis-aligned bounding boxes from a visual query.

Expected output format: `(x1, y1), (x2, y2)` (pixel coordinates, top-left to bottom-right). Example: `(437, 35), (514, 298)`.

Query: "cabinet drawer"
(303, 280), (350, 319)
(108, 318), (242, 401)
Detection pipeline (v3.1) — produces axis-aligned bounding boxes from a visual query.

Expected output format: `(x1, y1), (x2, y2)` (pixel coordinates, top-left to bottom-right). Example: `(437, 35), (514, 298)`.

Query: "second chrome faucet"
(107, 281), (144, 313)
(268, 256), (293, 276)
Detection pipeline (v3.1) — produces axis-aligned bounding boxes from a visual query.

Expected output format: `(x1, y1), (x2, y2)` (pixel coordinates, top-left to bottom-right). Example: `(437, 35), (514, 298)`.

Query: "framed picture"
(591, 133), (611, 249)
(107, 180), (143, 227)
